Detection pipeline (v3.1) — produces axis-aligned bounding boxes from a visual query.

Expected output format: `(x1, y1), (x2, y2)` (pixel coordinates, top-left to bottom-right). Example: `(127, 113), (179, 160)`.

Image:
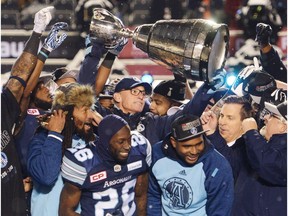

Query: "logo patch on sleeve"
(90, 171), (107, 183)
(27, 109), (40, 115)
(127, 160), (142, 171)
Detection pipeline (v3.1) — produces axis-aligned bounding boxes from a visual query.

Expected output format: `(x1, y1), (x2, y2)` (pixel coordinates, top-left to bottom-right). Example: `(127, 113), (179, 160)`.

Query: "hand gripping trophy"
(89, 8), (230, 83)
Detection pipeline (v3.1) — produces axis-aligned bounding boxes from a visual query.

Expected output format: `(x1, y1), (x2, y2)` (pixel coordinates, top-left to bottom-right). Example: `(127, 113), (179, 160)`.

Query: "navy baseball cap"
(171, 115), (209, 141)
(114, 77), (152, 94)
(246, 71), (277, 104)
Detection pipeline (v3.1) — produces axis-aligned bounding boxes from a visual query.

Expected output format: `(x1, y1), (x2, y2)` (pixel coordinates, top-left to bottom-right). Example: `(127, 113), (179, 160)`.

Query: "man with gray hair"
(240, 101), (287, 216)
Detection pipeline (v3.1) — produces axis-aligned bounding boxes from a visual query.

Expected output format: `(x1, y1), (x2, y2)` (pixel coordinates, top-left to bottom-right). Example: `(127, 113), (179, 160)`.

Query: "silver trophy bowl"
(89, 8), (129, 49)
(90, 8), (230, 82)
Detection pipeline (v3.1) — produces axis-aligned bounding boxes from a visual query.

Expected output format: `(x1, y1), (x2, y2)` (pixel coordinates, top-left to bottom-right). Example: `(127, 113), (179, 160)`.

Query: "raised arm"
(78, 35), (127, 95)
(15, 22), (68, 135)
(242, 118), (287, 186)
(256, 23), (287, 83)
(77, 35), (107, 85)
(23, 22), (68, 99)
(5, 6), (54, 102)
(94, 38), (128, 96)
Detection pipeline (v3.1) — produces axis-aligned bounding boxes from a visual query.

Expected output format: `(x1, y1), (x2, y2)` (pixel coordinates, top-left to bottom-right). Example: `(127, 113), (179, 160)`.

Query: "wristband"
(37, 48), (51, 62)
(101, 52), (116, 69)
(23, 32), (42, 55)
(9, 76), (27, 88)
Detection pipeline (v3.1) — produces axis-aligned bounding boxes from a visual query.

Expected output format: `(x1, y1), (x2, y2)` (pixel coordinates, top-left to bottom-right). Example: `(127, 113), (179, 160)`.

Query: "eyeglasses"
(266, 113), (285, 122)
(121, 89), (148, 97)
(269, 113), (282, 120)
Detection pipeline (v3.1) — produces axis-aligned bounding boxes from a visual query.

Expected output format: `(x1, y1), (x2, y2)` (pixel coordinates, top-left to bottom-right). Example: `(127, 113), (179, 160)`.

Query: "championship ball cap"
(246, 70), (277, 104)
(114, 77), (152, 95)
(153, 80), (186, 104)
(171, 115), (209, 141)
(99, 84), (114, 98)
(264, 100), (287, 120)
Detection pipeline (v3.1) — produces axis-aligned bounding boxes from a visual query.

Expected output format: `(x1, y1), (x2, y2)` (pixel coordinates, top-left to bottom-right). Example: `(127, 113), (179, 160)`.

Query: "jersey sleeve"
(27, 130), (63, 186)
(131, 131), (152, 167)
(77, 43), (104, 85)
(147, 169), (162, 216)
(244, 130), (287, 186)
(204, 153), (234, 216)
(61, 147), (92, 188)
(147, 142), (163, 216)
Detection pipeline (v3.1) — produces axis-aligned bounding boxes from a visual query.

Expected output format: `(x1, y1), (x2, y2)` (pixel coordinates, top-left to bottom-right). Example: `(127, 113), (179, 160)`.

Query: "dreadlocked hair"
(51, 83), (96, 155)
(61, 105), (75, 156)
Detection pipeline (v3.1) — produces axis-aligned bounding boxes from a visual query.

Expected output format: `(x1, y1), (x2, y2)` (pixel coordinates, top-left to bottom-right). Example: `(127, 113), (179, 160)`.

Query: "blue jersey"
(14, 108), (46, 177)
(61, 131), (152, 216)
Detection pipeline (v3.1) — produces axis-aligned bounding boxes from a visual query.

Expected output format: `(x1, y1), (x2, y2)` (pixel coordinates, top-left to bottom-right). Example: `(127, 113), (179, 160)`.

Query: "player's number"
(93, 179), (136, 216)
(131, 133), (147, 147)
(69, 148), (93, 162)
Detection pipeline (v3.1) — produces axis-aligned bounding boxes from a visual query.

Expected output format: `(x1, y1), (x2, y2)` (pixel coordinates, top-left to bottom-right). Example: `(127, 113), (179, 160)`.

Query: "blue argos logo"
(1, 152), (8, 168)
(163, 177), (193, 209)
(190, 127), (198, 135)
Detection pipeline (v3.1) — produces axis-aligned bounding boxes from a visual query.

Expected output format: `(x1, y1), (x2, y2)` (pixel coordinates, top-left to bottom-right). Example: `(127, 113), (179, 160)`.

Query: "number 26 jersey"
(61, 131), (152, 216)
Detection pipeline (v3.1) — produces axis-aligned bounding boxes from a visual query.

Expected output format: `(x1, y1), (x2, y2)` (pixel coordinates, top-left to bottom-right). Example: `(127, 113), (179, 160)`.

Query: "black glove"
(255, 23), (272, 47)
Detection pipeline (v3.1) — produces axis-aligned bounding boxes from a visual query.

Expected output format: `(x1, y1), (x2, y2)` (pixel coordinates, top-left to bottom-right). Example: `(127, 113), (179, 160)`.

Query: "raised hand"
(45, 109), (67, 134)
(108, 37), (128, 56)
(270, 88), (287, 102)
(88, 110), (103, 127)
(241, 118), (258, 134)
(200, 110), (218, 135)
(42, 22), (68, 52)
(84, 34), (107, 57)
(207, 68), (227, 94)
(255, 23), (272, 47)
(230, 65), (258, 97)
(33, 6), (55, 34)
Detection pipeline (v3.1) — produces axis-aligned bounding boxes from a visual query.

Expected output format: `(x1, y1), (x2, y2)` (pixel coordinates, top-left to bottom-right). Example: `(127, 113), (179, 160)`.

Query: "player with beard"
(27, 83), (102, 216)
(59, 114), (152, 216)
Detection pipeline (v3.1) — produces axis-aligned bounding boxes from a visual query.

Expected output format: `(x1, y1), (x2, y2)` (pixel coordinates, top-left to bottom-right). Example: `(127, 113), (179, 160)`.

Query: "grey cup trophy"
(90, 8), (230, 82)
